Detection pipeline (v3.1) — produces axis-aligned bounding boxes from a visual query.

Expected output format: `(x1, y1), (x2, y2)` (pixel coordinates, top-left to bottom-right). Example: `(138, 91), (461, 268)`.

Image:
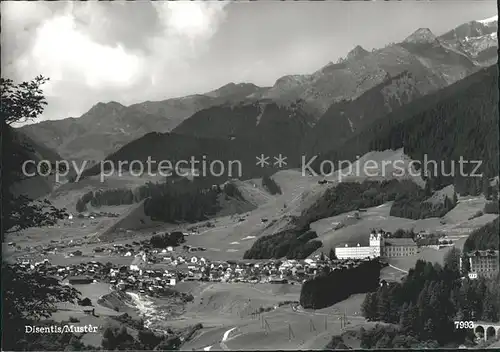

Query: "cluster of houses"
(14, 258), (182, 297)
(9, 236), (101, 255)
(75, 211), (119, 219)
(127, 250), (375, 286)
(90, 241), (206, 260)
(14, 251), (375, 298)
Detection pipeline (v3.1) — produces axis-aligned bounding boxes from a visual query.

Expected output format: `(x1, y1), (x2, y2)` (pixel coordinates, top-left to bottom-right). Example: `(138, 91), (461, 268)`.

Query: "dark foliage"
(76, 179), (242, 216)
(77, 297), (92, 307)
(484, 201), (499, 214)
(357, 324), (435, 349)
(82, 102), (313, 181)
(150, 231), (186, 248)
(142, 181), (222, 223)
(101, 319), (200, 350)
(243, 227), (322, 259)
(262, 175), (282, 195)
(300, 260), (381, 309)
(8, 322), (93, 351)
(443, 247), (462, 274)
(361, 258), (500, 345)
(2, 264), (81, 350)
(328, 248), (337, 260)
(246, 179), (446, 259)
(391, 228), (417, 239)
(415, 233), (442, 247)
(4, 192), (68, 236)
(325, 335), (351, 350)
(463, 218), (499, 252)
(89, 188), (135, 207)
(1, 76), (68, 239)
(302, 70), (426, 157)
(302, 179), (432, 223)
(1, 76), (49, 125)
(389, 190), (457, 220)
(222, 181), (244, 200)
(313, 66), (498, 197)
(102, 325), (137, 350)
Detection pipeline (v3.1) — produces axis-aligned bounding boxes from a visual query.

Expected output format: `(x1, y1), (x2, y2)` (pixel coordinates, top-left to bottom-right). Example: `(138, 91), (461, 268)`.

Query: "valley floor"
(4, 159), (499, 350)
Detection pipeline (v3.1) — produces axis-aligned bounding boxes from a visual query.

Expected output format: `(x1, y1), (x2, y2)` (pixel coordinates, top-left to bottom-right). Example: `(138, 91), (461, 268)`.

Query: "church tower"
(369, 231), (383, 258)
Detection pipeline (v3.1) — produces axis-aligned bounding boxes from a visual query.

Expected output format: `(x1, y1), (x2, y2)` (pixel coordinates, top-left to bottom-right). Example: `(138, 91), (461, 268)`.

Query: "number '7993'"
(454, 321), (474, 329)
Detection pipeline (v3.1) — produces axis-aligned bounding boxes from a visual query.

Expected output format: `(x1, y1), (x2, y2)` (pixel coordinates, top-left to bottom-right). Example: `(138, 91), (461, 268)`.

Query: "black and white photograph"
(1, 0), (499, 350)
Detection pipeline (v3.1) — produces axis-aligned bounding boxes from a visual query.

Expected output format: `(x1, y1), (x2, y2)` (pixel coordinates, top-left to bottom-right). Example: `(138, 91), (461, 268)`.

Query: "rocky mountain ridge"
(18, 16), (497, 163)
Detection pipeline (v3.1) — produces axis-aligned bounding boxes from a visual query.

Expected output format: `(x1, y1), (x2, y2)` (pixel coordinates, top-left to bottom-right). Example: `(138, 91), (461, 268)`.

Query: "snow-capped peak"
(478, 15), (498, 25)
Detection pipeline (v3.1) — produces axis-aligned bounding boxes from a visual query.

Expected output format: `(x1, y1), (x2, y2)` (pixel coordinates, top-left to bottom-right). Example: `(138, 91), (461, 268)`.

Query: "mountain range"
(18, 17), (498, 166)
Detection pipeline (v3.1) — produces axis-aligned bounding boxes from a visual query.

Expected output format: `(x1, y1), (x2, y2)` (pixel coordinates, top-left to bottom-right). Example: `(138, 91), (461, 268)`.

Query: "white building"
(130, 252), (146, 272)
(335, 232), (383, 259)
(335, 231), (417, 260)
(460, 250), (499, 279)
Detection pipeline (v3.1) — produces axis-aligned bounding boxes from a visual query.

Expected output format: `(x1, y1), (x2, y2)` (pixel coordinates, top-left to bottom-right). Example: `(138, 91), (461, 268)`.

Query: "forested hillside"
(360, 259), (500, 347)
(301, 71), (426, 156)
(82, 102), (313, 181)
(463, 217), (499, 252)
(313, 66), (498, 195)
(3, 124), (65, 199)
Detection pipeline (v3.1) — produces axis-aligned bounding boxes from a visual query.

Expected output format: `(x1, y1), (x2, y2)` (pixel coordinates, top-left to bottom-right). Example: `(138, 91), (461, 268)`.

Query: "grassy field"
(9, 149), (454, 264)
(49, 172), (166, 210)
(49, 282), (125, 348)
(8, 148), (498, 350)
(310, 197), (497, 257)
(380, 265), (408, 282)
(172, 281), (370, 351)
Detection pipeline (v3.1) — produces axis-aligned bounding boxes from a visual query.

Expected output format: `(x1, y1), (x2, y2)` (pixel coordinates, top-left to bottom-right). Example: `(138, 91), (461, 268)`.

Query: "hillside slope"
(263, 23), (480, 117)
(3, 125), (64, 199)
(84, 102), (314, 181)
(313, 65), (499, 193)
(19, 84), (268, 162)
(18, 18), (495, 165)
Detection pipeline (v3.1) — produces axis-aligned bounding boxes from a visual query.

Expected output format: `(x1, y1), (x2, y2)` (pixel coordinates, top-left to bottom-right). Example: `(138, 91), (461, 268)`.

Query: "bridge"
(472, 321), (500, 342)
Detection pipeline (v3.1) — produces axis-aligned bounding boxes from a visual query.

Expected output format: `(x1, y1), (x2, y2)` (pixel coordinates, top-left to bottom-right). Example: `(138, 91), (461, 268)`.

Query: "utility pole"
(310, 318), (316, 332)
(265, 319), (271, 333)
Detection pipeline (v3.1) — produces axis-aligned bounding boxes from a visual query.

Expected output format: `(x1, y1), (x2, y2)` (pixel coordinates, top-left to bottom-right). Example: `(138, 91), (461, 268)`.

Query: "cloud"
(30, 13), (143, 89)
(1, 1), (229, 121)
(158, 1), (227, 40)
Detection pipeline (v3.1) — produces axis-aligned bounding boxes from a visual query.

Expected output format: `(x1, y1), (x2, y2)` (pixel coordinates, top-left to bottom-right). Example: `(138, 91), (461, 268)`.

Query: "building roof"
(384, 238), (416, 247)
(467, 250), (499, 257)
(68, 275), (92, 281)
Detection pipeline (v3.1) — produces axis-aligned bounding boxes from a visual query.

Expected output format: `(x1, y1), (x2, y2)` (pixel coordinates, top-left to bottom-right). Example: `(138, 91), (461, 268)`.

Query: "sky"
(1, 1), (497, 122)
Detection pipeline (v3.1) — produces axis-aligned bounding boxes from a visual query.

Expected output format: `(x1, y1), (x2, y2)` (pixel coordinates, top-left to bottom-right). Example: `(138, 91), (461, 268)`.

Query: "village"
(14, 238), (376, 300)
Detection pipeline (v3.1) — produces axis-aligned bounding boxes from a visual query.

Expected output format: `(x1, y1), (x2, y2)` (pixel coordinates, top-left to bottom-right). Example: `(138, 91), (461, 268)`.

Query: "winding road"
(388, 264), (409, 274)
(200, 326), (238, 351)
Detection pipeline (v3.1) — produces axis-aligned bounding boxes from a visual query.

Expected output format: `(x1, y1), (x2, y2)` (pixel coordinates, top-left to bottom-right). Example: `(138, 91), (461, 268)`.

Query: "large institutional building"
(460, 250), (499, 279)
(335, 230), (417, 260)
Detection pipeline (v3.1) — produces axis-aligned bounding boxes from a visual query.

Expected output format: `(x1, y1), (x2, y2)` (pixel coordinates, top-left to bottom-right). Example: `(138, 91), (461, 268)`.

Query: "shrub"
(262, 175), (282, 195)
(484, 201), (499, 214)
